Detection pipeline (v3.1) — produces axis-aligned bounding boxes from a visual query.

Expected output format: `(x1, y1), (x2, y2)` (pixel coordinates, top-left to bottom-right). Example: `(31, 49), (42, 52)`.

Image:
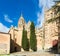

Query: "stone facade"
(36, 27), (43, 50)
(8, 15), (43, 52)
(0, 2), (59, 54)
(44, 2), (60, 51)
(45, 9), (58, 49)
(0, 32), (10, 54)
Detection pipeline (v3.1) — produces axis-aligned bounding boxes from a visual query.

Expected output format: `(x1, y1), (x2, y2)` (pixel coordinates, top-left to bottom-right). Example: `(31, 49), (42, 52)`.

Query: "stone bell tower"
(17, 14), (26, 51)
(18, 13), (26, 30)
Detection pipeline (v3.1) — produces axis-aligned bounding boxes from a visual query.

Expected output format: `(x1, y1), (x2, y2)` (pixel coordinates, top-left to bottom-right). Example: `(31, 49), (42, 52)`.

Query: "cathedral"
(9, 14), (43, 52)
(0, 2), (60, 54)
(0, 14), (44, 54)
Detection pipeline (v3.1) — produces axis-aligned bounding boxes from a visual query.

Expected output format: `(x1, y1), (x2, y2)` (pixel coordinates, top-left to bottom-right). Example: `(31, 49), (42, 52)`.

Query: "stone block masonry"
(0, 32), (10, 54)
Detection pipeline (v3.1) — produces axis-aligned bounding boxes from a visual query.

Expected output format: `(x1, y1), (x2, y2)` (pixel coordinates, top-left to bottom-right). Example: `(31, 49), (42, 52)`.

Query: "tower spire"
(21, 12), (23, 17)
(18, 13), (26, 28)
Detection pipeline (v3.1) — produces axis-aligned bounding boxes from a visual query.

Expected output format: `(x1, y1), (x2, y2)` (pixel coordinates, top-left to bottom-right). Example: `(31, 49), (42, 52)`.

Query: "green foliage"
(22, 28), (29, 51)
(30, 22), (37, 51)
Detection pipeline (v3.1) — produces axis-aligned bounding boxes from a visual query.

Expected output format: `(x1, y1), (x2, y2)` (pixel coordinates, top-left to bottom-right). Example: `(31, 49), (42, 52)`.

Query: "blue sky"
(0, 0), (55, 33)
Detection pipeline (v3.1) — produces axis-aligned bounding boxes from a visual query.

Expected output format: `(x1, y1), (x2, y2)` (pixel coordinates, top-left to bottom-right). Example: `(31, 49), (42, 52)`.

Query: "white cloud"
(4, 14), (13, 23)
(36, 0), (55, 28)
(36, 11), (44, 28)
(39, 0), (55, 9)
(0, 23), (9, 33)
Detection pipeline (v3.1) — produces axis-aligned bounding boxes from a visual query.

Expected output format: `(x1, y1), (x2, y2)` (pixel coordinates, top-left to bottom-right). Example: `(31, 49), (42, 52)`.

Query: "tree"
(30, 22), (37, 51)
(22, 28), (29, 51)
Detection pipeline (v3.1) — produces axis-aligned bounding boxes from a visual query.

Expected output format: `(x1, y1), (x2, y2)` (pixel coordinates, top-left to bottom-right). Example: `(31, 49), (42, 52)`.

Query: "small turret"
(25, 20), (31, 31)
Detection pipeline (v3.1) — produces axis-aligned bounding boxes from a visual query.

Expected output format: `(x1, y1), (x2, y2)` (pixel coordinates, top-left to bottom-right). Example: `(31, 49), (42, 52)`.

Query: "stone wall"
(0, 32), (10, 54)
(44, 8), (58, 49)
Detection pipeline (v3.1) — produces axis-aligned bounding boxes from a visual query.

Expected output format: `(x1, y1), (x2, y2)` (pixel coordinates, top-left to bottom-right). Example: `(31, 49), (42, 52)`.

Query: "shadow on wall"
(48, 39), (58, 54)
(10, 39), (21, 53)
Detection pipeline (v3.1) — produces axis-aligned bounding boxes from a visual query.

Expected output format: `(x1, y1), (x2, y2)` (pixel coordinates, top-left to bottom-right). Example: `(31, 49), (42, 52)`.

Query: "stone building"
(36, 27), (43, 51)
(44, 2), (60, 51)
(0, 14), (44, 54)
(0, 2), (60, 54)
(8, 14), (44, 52)
(0, 32), (10, 54)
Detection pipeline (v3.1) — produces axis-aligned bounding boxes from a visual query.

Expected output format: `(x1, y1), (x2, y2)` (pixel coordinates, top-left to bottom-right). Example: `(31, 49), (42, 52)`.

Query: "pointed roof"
(28, 20), (31, 25)
(21, 12), (23, 17)
(18, 13), (26, 27)
(18, 13), (25, 22)
(26, 20), (31, 28)
(10, 25), (14, 29)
